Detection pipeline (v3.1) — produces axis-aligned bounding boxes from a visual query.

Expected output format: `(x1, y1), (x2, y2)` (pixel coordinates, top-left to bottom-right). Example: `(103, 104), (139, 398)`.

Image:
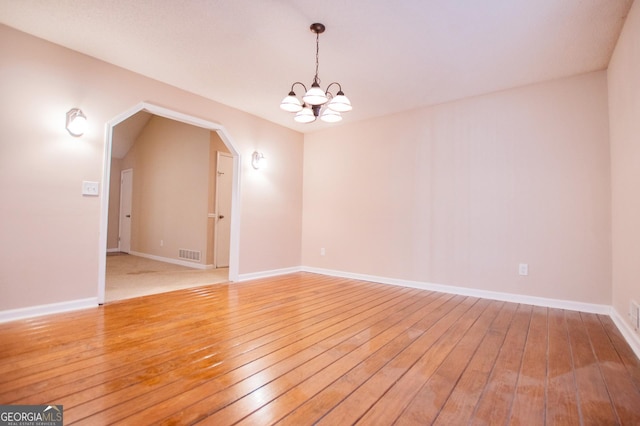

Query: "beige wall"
(1, 15), (634, 327)
(123, 116), (210, 262)
(0, 24), (303, 311)
(609, 0), (640, 333)
(303, 71), (611, 304)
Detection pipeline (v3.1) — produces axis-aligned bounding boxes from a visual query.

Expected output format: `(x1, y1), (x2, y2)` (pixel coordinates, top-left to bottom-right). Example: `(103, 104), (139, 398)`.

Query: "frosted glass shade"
(66, 108), (87, 136)
(280, 93), (303, 112)
(320, 108), (342, 123)
(327, 93), (352, 112)
(294, 107), (316, 123)
(303, 84), (328, 105)
(251, 151), (266, 170)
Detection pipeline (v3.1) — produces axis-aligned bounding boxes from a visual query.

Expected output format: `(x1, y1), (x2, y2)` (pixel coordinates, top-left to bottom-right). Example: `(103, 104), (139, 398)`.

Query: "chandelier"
(280, 23), (352, 123)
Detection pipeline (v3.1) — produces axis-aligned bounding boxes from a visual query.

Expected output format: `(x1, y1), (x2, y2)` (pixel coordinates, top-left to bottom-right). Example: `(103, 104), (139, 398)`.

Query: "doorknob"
(126, 214), (131, 218)
(218, 215), (224, 219)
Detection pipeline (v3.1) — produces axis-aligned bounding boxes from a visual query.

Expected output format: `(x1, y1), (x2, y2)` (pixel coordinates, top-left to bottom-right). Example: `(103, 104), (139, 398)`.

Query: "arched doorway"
(97, 102), (241, 304)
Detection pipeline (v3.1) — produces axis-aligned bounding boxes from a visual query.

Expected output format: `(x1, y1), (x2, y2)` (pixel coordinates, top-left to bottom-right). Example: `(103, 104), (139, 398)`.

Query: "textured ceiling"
(0, 0), (633, 133)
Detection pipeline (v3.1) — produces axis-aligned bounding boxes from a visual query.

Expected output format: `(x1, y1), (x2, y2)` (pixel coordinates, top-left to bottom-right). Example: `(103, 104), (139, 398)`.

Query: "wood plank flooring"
(0, 272), (639, 425)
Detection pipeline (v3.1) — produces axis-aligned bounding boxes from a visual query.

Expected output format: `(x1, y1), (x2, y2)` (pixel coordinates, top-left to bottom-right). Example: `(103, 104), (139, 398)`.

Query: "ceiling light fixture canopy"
(280, 23), (352, 124)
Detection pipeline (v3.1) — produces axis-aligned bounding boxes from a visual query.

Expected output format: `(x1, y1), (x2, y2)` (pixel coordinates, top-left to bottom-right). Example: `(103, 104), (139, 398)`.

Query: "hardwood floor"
(0, 272), (639, 425)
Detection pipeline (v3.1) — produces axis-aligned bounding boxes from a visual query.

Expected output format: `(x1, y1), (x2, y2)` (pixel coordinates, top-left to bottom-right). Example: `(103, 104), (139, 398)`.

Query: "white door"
(215, 153), (233, 268)
(119, 169), (133, 253)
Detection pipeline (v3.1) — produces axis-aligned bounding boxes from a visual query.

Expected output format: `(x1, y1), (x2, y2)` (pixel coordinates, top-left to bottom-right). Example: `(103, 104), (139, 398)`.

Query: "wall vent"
(178, 248), (201, 262)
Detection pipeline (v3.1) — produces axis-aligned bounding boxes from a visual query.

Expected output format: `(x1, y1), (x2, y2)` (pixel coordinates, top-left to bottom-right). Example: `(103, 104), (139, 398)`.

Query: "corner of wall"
(610, 306), (640, 360)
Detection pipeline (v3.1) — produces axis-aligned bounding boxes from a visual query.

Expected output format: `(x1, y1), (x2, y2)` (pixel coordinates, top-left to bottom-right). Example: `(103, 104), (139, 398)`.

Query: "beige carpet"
(105, 253), (229, 302)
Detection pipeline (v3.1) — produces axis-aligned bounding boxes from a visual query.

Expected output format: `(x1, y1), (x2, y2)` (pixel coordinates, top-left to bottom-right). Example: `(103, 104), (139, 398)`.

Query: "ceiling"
(0, 0), (634, 133)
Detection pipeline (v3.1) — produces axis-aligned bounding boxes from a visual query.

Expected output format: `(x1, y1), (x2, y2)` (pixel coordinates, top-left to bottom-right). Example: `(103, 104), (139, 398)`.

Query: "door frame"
(118, 168), (133, 253)
(97, 102), (242, 304)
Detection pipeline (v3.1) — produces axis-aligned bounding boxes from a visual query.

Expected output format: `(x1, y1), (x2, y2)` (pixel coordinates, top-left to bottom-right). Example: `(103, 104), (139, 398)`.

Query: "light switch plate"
(82, 181), (99, 196)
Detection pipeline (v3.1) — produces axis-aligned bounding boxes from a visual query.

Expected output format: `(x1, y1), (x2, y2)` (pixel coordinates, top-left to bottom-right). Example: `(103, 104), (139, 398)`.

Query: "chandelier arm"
(325, 82), (343, 96)
(290, 82), (307, 93)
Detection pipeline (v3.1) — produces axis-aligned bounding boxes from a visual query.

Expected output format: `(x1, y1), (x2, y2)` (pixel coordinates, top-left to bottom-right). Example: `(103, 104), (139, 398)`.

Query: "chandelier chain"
(314, 32), (321, 85)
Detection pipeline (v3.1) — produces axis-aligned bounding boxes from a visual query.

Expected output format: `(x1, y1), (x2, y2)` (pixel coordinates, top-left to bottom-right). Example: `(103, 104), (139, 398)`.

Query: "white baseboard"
(2, 266), (636, 361)
(610, 307), (640, 360)
(0, 297), (98, 323)
(129, 251), (213, 270)
(107, 248), (120, 253)
(238, 266), (302, 282)
(301, 266), (611, 315)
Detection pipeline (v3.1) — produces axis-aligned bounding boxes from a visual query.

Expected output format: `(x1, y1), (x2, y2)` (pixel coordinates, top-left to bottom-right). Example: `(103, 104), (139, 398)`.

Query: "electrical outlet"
(320, 248), (326, 256)
(518, 263), (528, 276)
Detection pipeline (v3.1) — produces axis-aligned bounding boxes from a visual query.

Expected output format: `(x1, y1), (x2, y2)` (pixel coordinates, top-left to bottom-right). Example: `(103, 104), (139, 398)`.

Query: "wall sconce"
(251, 151), (266, 170)
(66, 108), (87, 136)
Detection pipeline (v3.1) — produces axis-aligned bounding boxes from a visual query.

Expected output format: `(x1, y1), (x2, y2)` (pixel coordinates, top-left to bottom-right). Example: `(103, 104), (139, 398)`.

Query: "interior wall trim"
(128, 251), (214, 270)
(237, 266), (303, 282)
(300, 266), (640, 357)
(3, 267), (636, 361)
(610, 307), (640, 360)
(0, 298), (98, 324)
(301, 266), (612, 315)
